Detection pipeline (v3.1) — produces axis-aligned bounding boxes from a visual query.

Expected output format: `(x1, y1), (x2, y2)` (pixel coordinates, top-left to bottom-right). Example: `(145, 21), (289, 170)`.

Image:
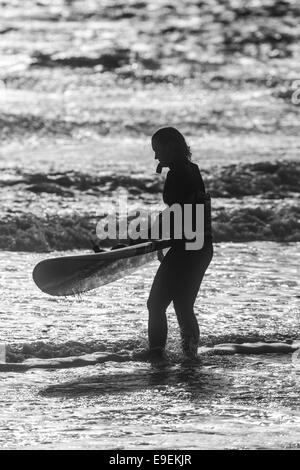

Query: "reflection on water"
(0, 242), (300, 448)
(41, 364), (228, 398)
(1, 357), (300, 449)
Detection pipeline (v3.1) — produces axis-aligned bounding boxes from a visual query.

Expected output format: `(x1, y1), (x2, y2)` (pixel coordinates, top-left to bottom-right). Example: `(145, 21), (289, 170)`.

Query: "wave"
(1, 111), (282, 140)
(1, 337), (299, 373)
(1, 160), (299, 250)
(205, 160), (300, 198)
(212, 204), (300, 242)
(0, 203), (299, 251)
(16, 0), (300, 74)
(0, 112), (113, 139)
(1, 160), (299, 198)
(0, 212), (98, 252)
(31, 48), (131, 70)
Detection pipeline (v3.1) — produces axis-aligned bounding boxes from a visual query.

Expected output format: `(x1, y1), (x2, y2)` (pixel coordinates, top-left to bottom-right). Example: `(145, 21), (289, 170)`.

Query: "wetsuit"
(147, 160), (213, 353)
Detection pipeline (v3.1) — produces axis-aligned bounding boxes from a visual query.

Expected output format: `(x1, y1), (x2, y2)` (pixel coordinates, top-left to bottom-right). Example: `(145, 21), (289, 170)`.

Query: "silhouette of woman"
(139, 127), (213, 362)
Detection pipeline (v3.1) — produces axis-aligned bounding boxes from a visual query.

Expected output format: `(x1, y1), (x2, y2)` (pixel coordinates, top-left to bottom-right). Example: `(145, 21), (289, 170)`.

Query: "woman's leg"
(173, 243), (213, 357)
(147, 249), (177, 351)
(173, 299), (200, 342)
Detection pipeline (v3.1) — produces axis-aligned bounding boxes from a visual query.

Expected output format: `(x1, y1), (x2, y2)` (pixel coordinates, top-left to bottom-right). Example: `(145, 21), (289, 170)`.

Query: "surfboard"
(32, 239), (172, 297)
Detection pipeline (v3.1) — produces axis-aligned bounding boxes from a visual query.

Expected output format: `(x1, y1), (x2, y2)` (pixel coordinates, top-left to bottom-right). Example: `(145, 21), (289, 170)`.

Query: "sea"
(0, 0), (300, 449)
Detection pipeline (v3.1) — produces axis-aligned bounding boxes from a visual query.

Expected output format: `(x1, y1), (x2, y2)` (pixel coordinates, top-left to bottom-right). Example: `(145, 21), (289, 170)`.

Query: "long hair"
(152, 127), (192, 161)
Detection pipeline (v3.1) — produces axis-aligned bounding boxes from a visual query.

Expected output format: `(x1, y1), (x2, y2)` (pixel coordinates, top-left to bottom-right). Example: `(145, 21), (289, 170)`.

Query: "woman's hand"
(157, 249), (164, 262)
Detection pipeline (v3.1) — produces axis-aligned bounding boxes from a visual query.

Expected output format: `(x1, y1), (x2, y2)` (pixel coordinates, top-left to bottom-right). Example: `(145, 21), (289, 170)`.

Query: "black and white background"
(0, 0), (299, 451)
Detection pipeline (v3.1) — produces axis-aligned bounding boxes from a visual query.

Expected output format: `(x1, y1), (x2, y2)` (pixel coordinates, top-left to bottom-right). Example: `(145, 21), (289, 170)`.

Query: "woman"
(137, 127), (213, 362)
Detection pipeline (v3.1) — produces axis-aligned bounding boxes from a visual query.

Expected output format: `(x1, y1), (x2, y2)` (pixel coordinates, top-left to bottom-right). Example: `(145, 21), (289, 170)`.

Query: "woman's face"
(152, 138), (174, 167)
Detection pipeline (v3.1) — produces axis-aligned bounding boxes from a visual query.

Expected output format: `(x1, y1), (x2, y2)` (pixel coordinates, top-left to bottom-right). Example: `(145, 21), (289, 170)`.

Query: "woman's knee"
(147, 277), (173, 310)
(146, 296), (154, 312)
(147, 296), (161, 313)
(173, 299), (195, 319)
(147, 294), (169, 315)
(173, 296), (189, 311)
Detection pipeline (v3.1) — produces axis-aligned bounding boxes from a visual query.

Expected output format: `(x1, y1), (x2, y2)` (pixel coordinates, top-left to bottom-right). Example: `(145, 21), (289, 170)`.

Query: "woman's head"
(151, 127), (191, 169)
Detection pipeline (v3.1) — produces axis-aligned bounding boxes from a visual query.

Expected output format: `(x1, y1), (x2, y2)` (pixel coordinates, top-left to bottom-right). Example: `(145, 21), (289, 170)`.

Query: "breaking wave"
(0, 160), (299, 251)
(2, 335), (299, 372)
(0, 203), (299, 252)
(1, 159), (299, 197)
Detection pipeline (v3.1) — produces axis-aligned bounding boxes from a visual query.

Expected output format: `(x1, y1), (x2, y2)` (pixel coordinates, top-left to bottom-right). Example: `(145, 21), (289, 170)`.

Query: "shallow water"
(1, 243), (300, 347)
(1, 358), (300, 449)
(0, 242), (300, 449)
